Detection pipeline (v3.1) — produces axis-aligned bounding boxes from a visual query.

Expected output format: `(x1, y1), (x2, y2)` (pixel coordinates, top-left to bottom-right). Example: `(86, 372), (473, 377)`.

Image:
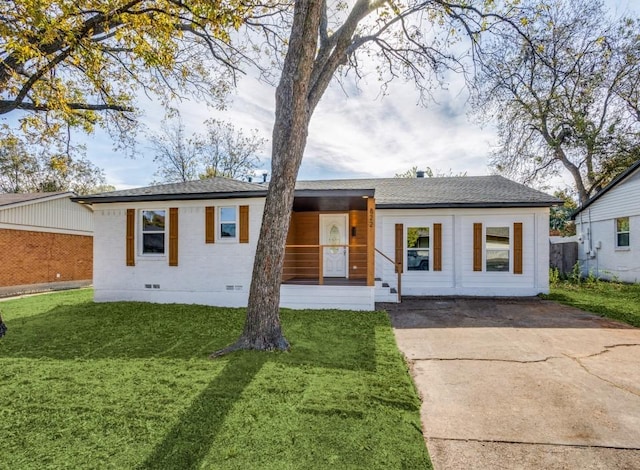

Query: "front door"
(320, 214), (348, 278)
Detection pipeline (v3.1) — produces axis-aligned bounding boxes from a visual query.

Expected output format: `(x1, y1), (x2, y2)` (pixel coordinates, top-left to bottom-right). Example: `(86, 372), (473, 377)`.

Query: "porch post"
(318, 245), (324, 285)
(366, 197), (375, 286)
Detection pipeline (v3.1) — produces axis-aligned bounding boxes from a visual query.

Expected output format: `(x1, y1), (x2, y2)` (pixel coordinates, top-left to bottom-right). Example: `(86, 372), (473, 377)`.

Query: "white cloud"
(83, 68), (497, 189)
(0, 0), (635, 192)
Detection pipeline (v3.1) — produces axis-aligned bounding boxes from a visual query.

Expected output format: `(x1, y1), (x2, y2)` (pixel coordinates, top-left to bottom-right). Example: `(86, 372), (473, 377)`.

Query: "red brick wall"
(0, 228), (93, 287)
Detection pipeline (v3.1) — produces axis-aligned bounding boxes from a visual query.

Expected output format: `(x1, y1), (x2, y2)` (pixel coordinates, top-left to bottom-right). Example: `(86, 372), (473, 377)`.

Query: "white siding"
(582, 170), (640, 223)
(0, 196), (93, 235)
(375, 207), (550, 296)
(575, 169), (640, 283)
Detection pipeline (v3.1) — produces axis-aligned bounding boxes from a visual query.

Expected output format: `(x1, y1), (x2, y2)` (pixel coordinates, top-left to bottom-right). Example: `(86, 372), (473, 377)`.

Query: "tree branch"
(0, 100), (133, 113)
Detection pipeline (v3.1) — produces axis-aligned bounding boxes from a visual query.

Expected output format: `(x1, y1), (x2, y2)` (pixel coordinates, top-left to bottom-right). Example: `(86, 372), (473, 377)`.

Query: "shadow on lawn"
(140, 353), (268, 470)
(0, 300), (405, 469)
(0, 301), (383, 370)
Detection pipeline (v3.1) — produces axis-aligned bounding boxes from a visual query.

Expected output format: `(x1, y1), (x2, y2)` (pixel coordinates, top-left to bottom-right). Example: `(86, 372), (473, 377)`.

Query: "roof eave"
(376, 201), (559, 209)
(72, 190), (268, 205)
(0, 191), (75, 209)
(572, 159), (640, 219)
(73, 188), (376, 205)
(293, 188), (375, 198)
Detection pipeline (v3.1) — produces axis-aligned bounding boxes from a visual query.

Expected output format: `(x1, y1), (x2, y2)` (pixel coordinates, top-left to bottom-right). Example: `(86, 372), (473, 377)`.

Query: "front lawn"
(0, 290), (430, 469)
(544, 281), (640, 328)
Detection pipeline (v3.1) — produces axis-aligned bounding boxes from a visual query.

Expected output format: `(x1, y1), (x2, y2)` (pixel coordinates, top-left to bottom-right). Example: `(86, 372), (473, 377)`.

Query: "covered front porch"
(279, 188), (376, 310)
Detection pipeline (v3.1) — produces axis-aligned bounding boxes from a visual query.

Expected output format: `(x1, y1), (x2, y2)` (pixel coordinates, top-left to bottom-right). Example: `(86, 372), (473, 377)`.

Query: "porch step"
(374, 278), (399, 303)
(375, 292), (399, 303)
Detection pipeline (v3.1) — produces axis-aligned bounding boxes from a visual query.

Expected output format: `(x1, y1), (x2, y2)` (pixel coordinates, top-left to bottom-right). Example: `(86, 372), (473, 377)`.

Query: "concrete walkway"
(381, 298), (640, 470)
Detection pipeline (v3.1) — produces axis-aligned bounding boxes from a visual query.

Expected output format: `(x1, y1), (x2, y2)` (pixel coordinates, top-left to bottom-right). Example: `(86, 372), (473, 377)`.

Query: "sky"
(15, 0), (640, 190)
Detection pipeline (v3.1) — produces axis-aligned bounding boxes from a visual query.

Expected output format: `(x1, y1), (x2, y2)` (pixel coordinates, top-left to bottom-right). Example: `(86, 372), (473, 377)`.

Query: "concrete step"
(375, 292), (399, 303)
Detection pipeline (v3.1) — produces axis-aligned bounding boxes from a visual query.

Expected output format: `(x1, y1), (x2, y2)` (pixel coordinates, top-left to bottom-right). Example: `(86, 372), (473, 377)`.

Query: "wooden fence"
(549, 241), (578, 275)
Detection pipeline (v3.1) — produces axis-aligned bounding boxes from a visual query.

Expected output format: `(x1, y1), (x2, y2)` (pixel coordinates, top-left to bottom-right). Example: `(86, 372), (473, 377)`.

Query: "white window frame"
(406, 226), (430, 272)
(615, 217), (630, 249)
(218, 206), (238, 242)
(485, 225), (511, 273)
(139, 209), (167, 257)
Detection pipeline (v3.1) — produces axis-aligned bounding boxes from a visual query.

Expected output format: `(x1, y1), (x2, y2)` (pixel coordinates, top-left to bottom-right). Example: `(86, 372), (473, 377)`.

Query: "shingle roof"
(295, 176), (560, 208)
(572, 159), (640, 218)
(72, 177), (268, 203)
(73, 175), (560, 208)
(0, 192), (70, 208)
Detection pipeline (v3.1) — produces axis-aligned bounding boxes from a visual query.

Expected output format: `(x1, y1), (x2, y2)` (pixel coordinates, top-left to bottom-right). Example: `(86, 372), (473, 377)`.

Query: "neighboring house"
(572, 159), (640, 283)
(0, 192), (94, 295)
(73, 175), (559, 310)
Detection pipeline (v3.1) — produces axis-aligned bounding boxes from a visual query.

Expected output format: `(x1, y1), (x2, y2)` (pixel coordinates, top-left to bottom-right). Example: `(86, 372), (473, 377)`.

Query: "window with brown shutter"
(205, 206), (215, 243)
(513, 222), (523, 274)
(239, 205), (249, 243)
(473, 223), (482, 272)
(169, 207), (178, 266)
(126, 209), (135, 266)
(433, 223), (442, 271)
(395, 223), (404, 273)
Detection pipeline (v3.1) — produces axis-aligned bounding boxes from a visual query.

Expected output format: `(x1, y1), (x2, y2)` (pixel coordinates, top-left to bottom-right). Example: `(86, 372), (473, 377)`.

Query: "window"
(486, 226), (509, 272)
(219, 207), (237, 239)
(407, 227), (429, 271)
(141, 210), (165, 254)
(616, 217), (630, 248)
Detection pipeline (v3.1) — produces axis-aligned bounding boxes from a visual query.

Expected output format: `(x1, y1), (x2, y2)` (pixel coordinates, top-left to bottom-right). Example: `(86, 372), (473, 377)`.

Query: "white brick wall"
(375, 207), (550, 296)
(93, 198), (263, 306)
(93, 199), (552, 308)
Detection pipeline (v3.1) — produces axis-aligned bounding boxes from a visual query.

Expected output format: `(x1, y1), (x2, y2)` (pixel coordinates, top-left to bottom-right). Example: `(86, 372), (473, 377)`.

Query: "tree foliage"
(150, 119), (200, 183)
(0, 0), (247, 146)
(473, 0), (640, 204)
(394, 165), (467, 178)
(0, 131), (107, 194)
(197, 119), (265, 180)
(150, 117), (264, 183)
(549, 189), (577, 236)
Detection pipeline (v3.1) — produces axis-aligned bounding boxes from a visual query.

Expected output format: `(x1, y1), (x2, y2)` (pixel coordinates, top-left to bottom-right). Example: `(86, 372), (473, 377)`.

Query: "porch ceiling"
(293, 196), (368, 212)
(292, 189), (374, 212)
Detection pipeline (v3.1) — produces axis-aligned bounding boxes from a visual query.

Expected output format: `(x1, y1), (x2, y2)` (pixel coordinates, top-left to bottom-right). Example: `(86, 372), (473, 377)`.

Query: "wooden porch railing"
(374, 248), (402, 303)
(283, 244), (370, 285)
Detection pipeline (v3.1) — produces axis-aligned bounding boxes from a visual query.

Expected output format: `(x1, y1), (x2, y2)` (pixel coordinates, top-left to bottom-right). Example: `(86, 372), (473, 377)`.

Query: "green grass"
(544, 281), (640, 328)
(0, 289), (431, 469)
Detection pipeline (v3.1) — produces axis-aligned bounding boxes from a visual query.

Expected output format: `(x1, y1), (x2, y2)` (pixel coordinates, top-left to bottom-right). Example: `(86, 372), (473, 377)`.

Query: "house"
(572, 159), (640, 283)
(73, 175), (559, 310)
(0, 192), (94, 296)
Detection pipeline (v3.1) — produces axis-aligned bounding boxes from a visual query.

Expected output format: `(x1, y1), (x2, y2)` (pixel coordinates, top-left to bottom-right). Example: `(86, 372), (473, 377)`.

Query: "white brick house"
(74, 175), (559, 310)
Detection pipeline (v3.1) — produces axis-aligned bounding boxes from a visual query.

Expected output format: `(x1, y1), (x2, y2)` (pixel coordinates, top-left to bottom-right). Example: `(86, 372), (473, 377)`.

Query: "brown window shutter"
(433, 223), (442, 271)
(395, 223), (404, 273)
(239, 205), (249, 243)
(126, 208), (135, 266)
(169, 207), (179, 266)
(473, 223), (482, 272)
(205, 206), (215, 243)
(514, 222), (523, 274)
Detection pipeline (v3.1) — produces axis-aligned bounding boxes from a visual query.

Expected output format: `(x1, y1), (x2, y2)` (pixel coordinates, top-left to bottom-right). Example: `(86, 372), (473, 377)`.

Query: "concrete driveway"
(381, 298), (640, 469)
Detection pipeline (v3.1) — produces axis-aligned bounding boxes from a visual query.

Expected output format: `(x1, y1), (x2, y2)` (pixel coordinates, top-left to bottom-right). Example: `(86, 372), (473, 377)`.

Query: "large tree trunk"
(209, 0), (377, 357)
(210, 1), (323, 356)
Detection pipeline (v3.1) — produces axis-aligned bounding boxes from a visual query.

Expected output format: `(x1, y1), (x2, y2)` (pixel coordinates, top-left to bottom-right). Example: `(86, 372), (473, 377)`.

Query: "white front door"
(320, 214), (348, 278)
